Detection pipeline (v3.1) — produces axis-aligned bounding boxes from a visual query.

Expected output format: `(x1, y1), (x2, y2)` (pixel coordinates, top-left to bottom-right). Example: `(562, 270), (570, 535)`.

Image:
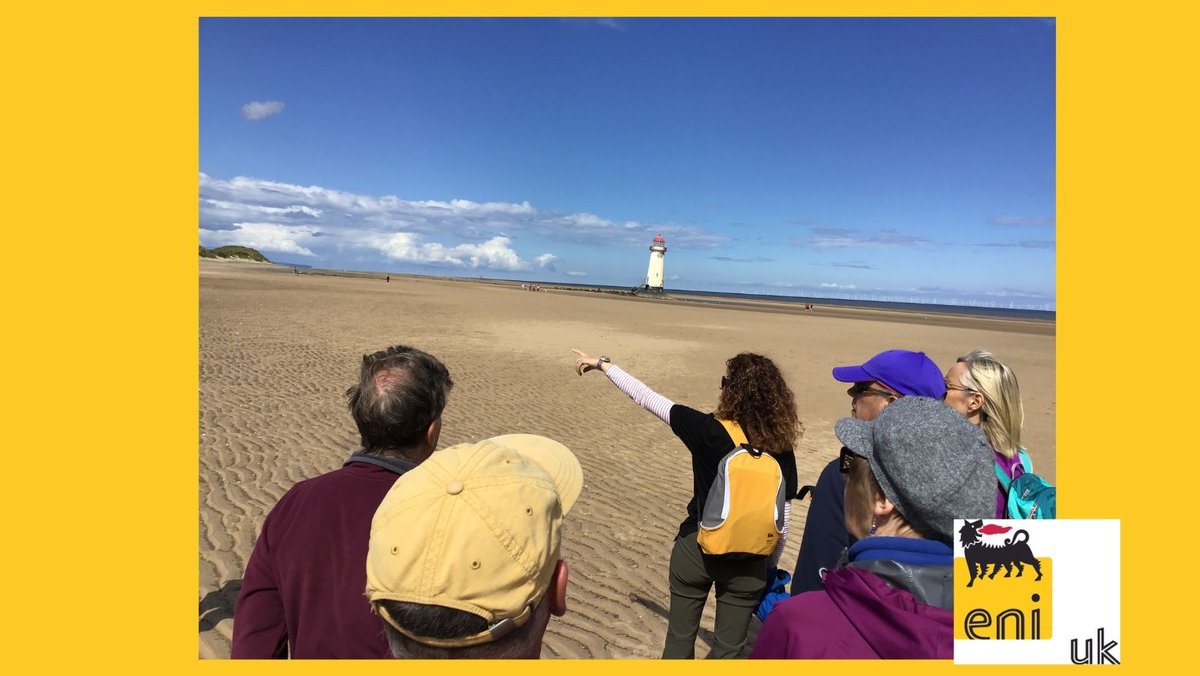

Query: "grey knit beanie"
(835, 396), (994, 542)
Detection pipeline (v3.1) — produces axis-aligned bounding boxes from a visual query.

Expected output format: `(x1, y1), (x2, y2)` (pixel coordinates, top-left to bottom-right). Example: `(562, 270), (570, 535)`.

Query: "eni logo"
(954, 520), (1053, 640)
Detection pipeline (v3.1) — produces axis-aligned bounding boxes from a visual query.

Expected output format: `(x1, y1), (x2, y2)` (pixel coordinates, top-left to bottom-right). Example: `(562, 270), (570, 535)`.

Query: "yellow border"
(6, 1), (1181, 673)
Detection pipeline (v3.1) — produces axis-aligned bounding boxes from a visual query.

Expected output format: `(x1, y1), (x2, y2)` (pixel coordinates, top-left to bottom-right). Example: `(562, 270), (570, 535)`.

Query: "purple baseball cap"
(832, 349), (946, 399)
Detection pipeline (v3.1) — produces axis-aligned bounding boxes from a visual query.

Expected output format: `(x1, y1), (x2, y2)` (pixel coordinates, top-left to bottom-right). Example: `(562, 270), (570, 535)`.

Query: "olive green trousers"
(662, 531), (767, 659)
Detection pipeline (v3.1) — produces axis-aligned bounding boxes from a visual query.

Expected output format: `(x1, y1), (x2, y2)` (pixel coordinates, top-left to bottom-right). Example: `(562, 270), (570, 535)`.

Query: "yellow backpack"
(696, 419), (785, 557)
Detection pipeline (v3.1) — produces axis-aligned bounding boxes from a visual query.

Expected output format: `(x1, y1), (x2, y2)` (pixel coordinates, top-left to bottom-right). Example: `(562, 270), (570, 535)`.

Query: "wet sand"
(199, 258), (1055, 658)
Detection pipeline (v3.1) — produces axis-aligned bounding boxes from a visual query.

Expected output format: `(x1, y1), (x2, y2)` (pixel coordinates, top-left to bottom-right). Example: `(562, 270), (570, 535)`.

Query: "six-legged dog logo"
(959, 519), (1044, 587)
(955, 519), (1054, 640)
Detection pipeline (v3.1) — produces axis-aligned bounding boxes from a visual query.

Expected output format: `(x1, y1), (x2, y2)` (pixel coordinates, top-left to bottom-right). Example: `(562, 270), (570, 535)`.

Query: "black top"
(669, 404), (799, 538)
(790, 456), (855, 595)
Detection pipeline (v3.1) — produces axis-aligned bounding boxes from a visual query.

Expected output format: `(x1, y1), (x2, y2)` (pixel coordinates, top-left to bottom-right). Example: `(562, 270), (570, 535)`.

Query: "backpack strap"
(717, 418), (749, 446)
(995, 449), (1034, 492)
(1017, 449), (1033, 474)
(995, 461), (1013, 492)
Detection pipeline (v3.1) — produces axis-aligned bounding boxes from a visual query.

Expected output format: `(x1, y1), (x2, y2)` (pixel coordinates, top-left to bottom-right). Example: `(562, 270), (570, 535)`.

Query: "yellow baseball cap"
(365, 434), (582, 647)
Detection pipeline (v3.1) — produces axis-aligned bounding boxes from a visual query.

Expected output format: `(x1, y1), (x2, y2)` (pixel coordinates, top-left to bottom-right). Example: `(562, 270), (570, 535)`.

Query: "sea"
(527, 281), (1055, 322)
(269, 261), (1054, 322)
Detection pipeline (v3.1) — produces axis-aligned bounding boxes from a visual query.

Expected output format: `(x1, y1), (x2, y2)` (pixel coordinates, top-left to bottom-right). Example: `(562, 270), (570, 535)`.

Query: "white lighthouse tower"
(645, 234), (667, 293)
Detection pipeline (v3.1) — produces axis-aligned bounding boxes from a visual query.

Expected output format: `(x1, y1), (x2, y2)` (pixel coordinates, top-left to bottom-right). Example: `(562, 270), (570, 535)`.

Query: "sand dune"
(199, 259), (1055, 658)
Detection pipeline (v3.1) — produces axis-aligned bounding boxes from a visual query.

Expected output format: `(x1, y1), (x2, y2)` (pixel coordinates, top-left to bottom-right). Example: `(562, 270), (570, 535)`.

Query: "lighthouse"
(645, 234), (667, 293)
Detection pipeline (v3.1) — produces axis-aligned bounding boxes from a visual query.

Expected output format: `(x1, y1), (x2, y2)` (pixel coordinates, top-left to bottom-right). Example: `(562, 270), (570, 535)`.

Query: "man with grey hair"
(366, 434), (583, 659)
(232, 345), (453, 659)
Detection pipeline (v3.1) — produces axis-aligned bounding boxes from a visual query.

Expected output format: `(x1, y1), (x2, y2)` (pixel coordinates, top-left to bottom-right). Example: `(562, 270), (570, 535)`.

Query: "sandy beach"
(198, 258), (1055, 659)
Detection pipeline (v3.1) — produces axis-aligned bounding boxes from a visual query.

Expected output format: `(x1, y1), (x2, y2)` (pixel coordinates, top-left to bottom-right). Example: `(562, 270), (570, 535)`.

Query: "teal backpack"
(996, 450), (1056, 519)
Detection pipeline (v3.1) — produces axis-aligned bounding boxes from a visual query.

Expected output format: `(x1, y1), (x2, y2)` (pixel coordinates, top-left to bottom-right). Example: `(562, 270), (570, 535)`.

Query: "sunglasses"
(848, 382), (897, 399)
(941, 379), (981, 402)
(838, 446), (864, 473)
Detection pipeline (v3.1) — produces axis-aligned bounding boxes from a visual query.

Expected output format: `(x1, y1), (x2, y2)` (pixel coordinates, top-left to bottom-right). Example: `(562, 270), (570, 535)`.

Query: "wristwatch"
(597, 355), (611, 367)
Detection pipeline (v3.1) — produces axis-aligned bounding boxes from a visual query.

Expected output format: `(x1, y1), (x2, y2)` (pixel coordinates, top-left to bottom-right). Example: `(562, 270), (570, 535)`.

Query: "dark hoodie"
(750, 537), (953, 659)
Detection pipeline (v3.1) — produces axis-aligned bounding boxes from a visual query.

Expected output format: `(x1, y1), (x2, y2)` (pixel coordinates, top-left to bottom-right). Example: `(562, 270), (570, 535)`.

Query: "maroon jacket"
(231, 455), (413, 658)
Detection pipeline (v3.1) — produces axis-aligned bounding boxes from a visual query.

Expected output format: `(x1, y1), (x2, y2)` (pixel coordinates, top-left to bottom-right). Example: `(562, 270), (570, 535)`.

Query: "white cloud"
(366, 233), (531, 271)
(370, 233), (463, 265)
(454, 236), (526, 270)
(989, 216), (1055, 228)
(241, 101), (285, 121)
(820, 282), (857, 289)
(202, 199), (322, 221)
(711, 255), (775, 263)
(199, 222), (319, 256)
(566, 271), (588, 277)
(537, 211), (699, 248)
(561, 17), (627, 31)
(976, 240), (1056, 249)
(199, 173), (730, 272)
(432, 199), (534, 215)
(792, 227), (931, 250)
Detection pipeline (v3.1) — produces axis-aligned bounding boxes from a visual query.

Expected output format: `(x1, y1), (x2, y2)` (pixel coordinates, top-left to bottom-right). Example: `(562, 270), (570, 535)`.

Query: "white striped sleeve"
(605, 365), (674, 425)
(770, 500), (792, 568)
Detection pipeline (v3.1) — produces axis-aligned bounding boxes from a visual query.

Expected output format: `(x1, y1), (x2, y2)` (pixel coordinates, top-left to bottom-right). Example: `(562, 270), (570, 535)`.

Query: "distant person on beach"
(943, 349), (1033, 517)
(791, 350), (945, 596)
(231, 345), (453, 659)
(572, 349), (802, 658)
(366, 434), (582, 658)
(750, 397), (994, 659)
(386, 275), (390, 283)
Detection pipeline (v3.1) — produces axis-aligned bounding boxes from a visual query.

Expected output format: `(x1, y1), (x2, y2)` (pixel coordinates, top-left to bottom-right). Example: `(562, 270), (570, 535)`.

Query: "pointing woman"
(572, 348), (802, 658)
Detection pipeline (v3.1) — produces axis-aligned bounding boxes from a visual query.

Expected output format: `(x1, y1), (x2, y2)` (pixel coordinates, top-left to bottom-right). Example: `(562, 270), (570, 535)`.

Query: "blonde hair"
(957, 349), (1024, 458)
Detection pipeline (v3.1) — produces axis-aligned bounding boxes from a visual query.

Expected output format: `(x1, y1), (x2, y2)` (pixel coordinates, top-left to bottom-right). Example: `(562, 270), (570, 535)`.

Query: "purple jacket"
(231, 454), (414, 659)
(995, 450), (1027, 517)
(750, 539), (953, 659)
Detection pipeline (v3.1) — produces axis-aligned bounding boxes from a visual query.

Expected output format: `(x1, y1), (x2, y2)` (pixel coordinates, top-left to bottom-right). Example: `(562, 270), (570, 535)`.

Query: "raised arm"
(572, 348), (674, 425)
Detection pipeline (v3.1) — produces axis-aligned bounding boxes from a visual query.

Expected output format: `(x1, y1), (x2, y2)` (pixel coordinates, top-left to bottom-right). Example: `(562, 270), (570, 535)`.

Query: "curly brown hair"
(714, 353), (803, 453)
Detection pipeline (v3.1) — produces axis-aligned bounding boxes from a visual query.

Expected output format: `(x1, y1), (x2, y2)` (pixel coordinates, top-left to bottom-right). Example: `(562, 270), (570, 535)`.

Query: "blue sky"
(200, 18), (1055, 310)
